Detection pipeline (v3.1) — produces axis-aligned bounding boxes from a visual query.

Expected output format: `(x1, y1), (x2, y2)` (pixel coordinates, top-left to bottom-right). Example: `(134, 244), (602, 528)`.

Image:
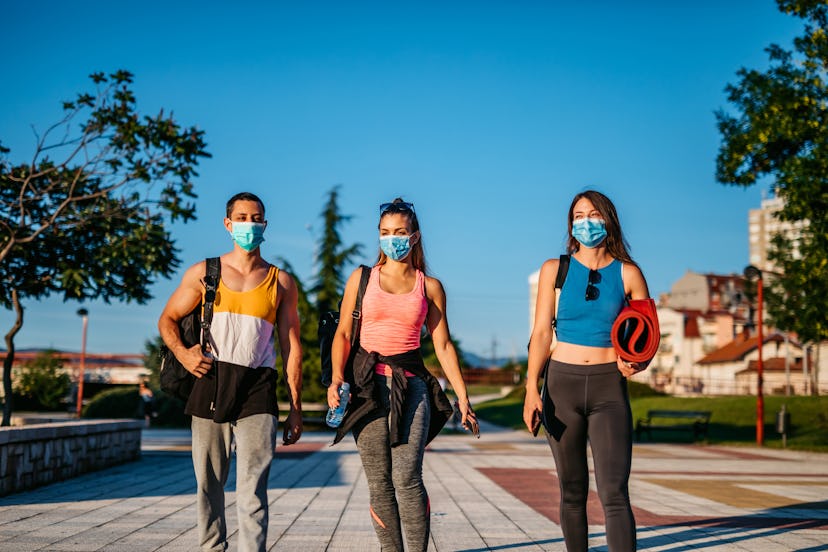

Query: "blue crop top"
(555, 257), (627, 347)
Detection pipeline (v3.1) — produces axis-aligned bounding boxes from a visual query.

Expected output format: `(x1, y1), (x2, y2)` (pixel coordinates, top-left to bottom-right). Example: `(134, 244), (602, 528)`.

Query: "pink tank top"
(359, 265), (428, 376)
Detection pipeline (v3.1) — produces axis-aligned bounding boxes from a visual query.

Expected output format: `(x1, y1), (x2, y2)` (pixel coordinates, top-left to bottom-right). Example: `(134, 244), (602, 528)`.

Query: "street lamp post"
(76, 308), (89, 419)
(744, 266), (764, 446)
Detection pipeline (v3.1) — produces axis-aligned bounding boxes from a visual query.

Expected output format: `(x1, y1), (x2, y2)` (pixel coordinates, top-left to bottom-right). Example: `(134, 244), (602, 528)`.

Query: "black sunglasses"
(585, 269), (601, 301)
(380, 201), (415, 214)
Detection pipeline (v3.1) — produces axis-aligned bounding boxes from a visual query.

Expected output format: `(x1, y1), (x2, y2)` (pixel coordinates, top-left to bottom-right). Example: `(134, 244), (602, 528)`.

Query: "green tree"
(311, 186), (363, 314)
(0, 70), (210, 425)
(715, 0), (828, 374)
(16, 351), (71, 410)
(273, 258), (326, 404)
(274, 187), (362, 405)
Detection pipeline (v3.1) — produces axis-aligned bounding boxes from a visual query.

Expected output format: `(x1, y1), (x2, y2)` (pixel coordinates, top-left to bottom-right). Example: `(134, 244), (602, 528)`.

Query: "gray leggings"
(545, 360), (636, 552)
(353, 374), (431, 552)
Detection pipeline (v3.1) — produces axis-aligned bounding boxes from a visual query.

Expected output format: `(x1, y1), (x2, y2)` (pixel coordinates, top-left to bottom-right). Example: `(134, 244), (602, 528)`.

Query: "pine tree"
(312, 186), (363, 314)
(273, 187), (362, 404)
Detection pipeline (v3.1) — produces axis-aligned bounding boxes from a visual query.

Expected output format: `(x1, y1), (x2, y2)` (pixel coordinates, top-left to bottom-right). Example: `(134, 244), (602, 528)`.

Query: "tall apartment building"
(748, 192), (807, 273)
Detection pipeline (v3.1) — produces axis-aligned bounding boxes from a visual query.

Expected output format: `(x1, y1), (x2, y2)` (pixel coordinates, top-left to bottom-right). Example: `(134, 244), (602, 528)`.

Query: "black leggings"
(545, 360), (636, 552)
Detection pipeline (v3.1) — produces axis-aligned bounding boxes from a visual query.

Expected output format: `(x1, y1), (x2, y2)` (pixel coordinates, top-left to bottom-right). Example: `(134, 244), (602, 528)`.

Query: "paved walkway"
(0, 420), (825, 551)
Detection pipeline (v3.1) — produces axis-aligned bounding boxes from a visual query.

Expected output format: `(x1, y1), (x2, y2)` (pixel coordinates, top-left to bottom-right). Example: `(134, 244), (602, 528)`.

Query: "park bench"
(635, 409), (712, 442)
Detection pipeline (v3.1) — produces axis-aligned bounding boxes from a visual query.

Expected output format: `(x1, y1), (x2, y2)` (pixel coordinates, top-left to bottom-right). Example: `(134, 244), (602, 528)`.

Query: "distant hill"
(463, 351), (525, 369)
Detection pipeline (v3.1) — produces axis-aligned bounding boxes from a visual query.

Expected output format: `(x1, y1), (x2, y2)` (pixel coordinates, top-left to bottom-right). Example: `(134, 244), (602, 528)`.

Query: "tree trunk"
(2, 289), (24, 426)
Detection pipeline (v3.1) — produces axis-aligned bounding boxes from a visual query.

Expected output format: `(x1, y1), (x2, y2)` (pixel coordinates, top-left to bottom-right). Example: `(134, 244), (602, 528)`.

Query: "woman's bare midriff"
(551, 342), (617, 365)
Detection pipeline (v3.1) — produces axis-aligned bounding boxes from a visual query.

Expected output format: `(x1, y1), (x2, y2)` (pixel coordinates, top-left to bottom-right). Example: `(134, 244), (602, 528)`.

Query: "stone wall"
(0, 419), (142, 496)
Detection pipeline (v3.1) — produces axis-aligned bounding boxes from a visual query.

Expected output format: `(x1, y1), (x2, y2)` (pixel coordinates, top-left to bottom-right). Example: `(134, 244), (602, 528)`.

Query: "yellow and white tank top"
(206, 266), (279, 370)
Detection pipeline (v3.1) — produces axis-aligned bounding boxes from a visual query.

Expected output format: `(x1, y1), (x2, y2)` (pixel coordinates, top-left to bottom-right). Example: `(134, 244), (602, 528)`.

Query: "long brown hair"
(566, 190), (635, 265)
(375, 198), (427, 274)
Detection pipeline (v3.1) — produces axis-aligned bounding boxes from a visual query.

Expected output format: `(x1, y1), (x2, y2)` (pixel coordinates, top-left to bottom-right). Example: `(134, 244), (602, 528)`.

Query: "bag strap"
(531, 254), (570, 356)
(200, 257), (221, 352)
(540, 254), (571, 417)
(551, 254), (570, 329)
(350, 265), (371, 346)
(555, 254), (570, 289)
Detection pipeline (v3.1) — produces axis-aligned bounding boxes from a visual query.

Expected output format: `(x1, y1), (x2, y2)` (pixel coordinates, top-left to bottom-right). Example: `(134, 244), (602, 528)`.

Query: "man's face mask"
(231, 222), (266, 252)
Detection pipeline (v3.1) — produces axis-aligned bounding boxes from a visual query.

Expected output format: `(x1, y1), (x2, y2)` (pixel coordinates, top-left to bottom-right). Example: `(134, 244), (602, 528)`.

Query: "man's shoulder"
(189, 256), (226, 273)
(275, 266), (295, 286)
(178, 259), (210, 286)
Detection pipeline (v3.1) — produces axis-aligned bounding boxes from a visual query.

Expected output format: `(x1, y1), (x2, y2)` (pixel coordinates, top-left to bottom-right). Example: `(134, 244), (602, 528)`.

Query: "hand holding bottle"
(326, 382), (350, 428)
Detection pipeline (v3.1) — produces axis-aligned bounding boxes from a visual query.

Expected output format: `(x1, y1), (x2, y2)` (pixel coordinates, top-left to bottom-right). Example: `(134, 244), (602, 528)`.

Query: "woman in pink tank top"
(327, 198), (477, 552)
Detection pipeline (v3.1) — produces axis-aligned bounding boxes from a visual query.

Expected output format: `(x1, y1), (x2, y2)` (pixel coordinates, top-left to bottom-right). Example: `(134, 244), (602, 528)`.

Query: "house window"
(702, 333), (716, 353)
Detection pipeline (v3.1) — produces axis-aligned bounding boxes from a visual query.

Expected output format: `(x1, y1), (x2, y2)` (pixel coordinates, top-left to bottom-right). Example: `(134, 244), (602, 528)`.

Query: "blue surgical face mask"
(231, 222), (266, 252)
(571, 218), (607, 248)
(379, 235), (412, 261)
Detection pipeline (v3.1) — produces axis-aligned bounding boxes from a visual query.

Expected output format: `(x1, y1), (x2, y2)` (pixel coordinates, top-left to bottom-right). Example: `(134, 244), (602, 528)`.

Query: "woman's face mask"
(379, 234), (412, 261)
(571, 218), (607, 248)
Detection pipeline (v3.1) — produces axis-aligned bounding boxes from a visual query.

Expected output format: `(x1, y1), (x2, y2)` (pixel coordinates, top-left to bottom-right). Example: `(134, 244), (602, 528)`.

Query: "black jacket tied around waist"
(333, 347), (454, 447)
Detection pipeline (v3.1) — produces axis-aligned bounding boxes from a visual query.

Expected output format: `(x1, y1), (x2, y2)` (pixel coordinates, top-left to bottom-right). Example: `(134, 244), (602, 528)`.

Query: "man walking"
(159, 192), (303, 551)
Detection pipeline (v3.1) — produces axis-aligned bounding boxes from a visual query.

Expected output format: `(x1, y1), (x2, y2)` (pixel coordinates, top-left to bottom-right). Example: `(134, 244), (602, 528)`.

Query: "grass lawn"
(466, 384), (509, 396)
(474, 386), (828, 452)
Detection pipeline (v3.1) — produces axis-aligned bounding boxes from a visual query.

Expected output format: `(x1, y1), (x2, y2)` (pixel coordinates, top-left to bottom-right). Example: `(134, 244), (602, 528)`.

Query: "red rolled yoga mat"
(611, 298), (660, 364)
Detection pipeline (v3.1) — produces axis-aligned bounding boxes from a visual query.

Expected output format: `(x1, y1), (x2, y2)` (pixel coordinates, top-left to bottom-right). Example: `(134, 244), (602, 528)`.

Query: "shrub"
(627, 380), (666, 399)
(83, 387), (141, 419)
(84, 385), (190, 427)
(16, 351), (71, 410)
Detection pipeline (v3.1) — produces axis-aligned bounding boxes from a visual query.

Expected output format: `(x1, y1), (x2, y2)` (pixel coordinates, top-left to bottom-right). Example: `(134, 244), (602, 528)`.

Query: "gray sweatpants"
(354, 375), (431, 552)
(191, 413), (277, 552)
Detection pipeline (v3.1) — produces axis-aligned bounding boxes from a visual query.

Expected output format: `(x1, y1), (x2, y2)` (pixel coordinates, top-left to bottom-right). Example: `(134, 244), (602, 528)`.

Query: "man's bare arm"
(276, 270), (303, 444)
(158, 261), (214, 377)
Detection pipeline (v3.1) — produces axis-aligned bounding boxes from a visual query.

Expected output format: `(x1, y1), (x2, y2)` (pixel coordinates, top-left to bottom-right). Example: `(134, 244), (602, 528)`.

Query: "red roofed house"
(637, 270), (821, 396)
(696, 332), (803, 395)
(736, 357), (807, 396)
(636, 271), (753, 395)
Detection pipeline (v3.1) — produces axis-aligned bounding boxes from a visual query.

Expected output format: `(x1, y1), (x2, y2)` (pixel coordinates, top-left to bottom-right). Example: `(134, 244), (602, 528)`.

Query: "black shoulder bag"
(319, 265), (371, 386)
(159, 257), (221, 400)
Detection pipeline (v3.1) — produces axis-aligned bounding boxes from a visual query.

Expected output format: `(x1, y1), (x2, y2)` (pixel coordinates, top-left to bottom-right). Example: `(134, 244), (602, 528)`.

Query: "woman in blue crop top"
(524, 190), (650, 552)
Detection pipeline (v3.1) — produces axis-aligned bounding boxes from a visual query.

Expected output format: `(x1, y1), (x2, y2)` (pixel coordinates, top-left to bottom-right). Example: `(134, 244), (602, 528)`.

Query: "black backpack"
(159, 257), (220, 401)
(319, 265), (371, 387)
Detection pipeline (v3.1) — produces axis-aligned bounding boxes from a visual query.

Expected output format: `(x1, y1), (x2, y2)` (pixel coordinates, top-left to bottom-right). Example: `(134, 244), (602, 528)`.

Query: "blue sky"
(0, 1), (802, 361)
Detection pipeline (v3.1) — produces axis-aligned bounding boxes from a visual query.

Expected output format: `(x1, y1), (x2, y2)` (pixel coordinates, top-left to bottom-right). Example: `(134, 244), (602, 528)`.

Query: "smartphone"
(456, 400), (481, 438)
(468, 418), (481, 439)
(531, 410), (542, 437)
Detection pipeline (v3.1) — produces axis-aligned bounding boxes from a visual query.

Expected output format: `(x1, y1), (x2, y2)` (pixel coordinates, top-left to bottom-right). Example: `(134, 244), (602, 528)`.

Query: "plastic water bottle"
(326, 382), (350, 428)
